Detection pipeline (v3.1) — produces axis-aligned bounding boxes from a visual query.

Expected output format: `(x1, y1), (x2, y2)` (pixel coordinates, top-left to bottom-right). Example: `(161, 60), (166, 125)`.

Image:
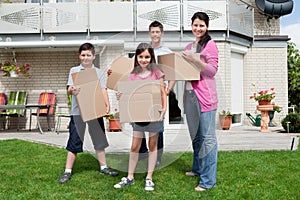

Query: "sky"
(280, 0), (300, 49)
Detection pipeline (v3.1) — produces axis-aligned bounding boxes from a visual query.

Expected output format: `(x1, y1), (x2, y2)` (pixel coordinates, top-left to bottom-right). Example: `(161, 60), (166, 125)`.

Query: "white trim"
(252, 41), (288, 48)
(0, 40), (124, 49)
(231, 43), (248, 54)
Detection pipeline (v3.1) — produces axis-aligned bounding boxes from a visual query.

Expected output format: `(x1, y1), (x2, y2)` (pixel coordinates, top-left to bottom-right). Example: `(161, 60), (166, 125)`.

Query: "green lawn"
(0, 139), (299, 200)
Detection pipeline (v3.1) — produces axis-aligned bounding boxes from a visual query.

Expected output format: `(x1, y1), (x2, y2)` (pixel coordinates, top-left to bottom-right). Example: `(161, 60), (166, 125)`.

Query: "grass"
(0, 139), (300, 200)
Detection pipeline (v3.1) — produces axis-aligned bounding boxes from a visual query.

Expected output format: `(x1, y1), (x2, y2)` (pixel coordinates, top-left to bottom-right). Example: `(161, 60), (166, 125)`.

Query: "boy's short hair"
(79, 43), (95, 55)
(149, 20), (164, 32)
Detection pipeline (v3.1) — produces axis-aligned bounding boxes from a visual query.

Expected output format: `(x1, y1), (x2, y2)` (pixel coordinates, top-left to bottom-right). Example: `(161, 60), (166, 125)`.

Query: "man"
(138, 21), (176, 167)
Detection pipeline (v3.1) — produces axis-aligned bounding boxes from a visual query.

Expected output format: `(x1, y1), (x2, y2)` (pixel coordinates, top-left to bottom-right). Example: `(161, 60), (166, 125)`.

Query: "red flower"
(250, 87), (276, 102)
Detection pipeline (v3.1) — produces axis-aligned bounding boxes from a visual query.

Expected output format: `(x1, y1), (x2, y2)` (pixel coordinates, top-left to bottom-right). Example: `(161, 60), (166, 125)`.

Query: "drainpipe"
(226, 0), (229, 40)
(87, 0), (91, 40)
(133, 0), (137, 41)
(40, 0), (44, 41)
(180, 0), (183, 40)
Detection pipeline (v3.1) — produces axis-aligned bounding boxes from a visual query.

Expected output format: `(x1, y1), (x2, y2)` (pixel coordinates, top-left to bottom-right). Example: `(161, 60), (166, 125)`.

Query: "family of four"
(59, 12), (219, 192)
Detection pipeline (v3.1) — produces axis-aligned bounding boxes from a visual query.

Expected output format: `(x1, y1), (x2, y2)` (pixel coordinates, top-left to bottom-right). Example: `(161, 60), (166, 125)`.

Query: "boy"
(59, 43), (118, 184)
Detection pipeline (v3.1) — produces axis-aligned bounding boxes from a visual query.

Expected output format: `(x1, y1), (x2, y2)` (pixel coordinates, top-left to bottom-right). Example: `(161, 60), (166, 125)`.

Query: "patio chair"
(28, 92), (56, 132)
(55, 87), (71, 134)
(2, 91), (27, 130)
(0, 92), (7, 110)
(0, 92), (7, 129)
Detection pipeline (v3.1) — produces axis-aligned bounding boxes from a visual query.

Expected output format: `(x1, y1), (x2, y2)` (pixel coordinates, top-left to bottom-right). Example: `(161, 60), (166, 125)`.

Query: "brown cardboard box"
(118, 80), (162, 123)
(72, 68), (107, 122)
(157, 52), (200, 80)
(107, 56), (134, 90)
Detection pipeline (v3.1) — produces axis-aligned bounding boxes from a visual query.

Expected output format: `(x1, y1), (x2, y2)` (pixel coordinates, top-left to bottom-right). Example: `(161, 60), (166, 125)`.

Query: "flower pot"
(219, 115), (232, 130)
(109, 119), (122, 132)
(268, 110), (275, 127)
(258, 100), (271, 105)
(9, 70), (18, 77)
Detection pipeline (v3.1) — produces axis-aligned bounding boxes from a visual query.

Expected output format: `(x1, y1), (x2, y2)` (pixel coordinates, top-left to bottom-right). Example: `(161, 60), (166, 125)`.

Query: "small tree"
(287, 42), (300, 113)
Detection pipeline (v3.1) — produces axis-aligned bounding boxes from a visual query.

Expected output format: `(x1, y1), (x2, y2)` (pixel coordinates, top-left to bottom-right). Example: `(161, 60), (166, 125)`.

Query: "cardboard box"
(157, 52), (200, 80)
(72, 68), (107, 122)
(118, 80), (162, 123)
(107, 56), (134, 90)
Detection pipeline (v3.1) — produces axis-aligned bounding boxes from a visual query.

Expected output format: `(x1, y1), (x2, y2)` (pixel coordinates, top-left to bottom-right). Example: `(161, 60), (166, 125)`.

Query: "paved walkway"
(0, 125), (298, 152)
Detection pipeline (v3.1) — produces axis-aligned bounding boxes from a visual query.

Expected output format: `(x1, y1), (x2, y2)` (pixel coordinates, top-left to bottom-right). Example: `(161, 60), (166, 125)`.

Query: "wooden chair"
(29, 92), (56, 132)
(2, 91), (27, 130)
(0, 93), (7, 109)
(55, 88), (71, 134)
(0, 93), (7, 129)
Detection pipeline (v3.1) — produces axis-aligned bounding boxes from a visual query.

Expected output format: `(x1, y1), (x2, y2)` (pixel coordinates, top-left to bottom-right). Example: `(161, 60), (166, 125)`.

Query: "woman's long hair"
(191, 12), (211, 53)
(131, 42), (158, 74)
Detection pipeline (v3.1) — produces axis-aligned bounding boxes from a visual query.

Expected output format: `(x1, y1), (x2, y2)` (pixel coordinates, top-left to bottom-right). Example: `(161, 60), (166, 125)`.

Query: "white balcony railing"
(0, 1), (253, 38)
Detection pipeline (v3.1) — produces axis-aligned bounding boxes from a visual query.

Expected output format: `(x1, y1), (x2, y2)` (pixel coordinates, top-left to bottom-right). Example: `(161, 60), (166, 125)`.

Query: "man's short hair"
(149, 20), (164, 32)
(79, 42), (95, 55)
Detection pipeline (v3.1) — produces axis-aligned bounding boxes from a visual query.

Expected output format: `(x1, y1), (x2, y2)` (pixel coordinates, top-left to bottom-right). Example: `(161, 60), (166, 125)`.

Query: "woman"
(181, 12), (219, 191)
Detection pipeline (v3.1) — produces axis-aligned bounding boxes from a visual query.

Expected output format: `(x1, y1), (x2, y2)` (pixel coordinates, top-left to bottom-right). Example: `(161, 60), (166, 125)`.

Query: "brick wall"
(0, 46), (124, 130)
(244, 46), (288, 125)
(245, 0), (281, 35)
(215, 42), (232, 112)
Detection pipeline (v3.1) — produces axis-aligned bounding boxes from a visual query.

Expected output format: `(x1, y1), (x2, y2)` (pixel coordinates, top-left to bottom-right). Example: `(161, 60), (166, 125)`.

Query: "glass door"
(165, 81), (187, 129)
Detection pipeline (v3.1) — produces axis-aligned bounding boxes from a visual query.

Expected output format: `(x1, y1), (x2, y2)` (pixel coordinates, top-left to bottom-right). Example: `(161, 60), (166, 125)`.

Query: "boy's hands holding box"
(72, 68), (107, 122)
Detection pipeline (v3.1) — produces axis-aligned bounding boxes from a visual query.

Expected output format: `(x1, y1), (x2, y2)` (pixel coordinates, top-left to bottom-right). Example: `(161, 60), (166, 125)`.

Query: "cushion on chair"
(0, 93), (7, 113)
(33, 92), (56, 115)
(5, 91), (27, 116)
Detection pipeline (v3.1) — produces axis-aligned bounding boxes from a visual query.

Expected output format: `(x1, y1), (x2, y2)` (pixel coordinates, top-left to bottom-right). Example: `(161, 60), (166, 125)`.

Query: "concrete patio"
(0, 125), (298, 152)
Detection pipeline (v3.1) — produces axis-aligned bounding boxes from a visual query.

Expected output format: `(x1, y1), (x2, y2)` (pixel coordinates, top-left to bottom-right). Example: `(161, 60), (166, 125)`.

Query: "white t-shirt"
(67, 64), (106, 115)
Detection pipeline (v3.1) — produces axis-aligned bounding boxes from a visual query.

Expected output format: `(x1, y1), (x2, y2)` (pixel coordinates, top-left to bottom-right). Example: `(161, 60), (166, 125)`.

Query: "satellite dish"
(255, 0), (294, 19)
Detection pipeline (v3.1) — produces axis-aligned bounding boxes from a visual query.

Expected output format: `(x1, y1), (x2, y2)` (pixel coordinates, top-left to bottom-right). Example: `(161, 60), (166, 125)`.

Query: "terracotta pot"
(109, 119), (122, 132)
(258, 100), (271, 105)
(219, 115), (232, 130)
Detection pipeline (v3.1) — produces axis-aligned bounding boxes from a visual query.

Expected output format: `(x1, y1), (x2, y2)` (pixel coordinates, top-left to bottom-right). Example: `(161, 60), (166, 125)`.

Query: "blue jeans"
(184, 90), (218, 188)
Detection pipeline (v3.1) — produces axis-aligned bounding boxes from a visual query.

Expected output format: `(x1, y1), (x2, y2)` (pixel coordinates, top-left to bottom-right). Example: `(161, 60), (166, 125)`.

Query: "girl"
(114, 42), (167, 191)
(181, 12), (219, 191)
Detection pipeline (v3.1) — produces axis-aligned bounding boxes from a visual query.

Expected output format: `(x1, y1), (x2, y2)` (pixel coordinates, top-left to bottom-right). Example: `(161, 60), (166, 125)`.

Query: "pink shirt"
(129, 69), (164, 81)
(185, 40), (218, 112)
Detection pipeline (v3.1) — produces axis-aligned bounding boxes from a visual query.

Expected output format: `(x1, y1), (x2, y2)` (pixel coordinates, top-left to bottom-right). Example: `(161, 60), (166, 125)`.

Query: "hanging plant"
(0, 60), (31, 78)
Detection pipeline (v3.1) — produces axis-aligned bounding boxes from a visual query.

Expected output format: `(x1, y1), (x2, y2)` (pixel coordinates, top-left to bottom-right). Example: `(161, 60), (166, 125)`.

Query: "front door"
(230, 52), (244, 125)
(164, 81), (188, 129)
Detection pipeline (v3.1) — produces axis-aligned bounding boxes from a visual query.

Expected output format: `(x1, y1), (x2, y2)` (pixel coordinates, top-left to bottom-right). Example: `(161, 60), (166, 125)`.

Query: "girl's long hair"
(131, 43), (159, 74)
(191, 12), (211, 53)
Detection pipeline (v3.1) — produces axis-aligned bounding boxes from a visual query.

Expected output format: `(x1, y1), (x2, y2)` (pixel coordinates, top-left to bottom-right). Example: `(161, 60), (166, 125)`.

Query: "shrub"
(281, 113), (300, 133)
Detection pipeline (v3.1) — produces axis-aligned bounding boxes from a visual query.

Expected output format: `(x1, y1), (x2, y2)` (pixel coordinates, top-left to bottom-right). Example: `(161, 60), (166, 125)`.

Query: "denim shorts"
(131, 121), (163, 133)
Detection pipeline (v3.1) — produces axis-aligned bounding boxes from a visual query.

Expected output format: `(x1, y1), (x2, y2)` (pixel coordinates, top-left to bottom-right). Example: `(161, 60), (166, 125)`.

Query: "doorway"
(230, 52), (244, 125)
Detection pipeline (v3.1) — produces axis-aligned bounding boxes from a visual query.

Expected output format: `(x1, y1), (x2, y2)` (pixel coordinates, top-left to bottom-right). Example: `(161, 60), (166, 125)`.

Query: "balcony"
(0, 1), (253, 47)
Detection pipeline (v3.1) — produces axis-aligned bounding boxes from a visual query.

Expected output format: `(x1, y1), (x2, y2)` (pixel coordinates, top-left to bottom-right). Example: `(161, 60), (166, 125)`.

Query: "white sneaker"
(144, 178), (155, 191)
(114, 177), (134, 189)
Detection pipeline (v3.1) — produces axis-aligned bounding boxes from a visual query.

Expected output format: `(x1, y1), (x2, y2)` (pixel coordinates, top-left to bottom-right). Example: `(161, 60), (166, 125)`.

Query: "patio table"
(0, 105), (26, 131)
(26, 104), (52, 134)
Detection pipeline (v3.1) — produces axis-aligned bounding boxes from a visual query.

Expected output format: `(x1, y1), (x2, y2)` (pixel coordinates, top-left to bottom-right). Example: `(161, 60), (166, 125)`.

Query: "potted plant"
(219, 110), (233, 130)
(249, 85), (276, 105)
(0, 60), (31, 78)
(107, 110), (122, 132)
(268, 103), (282, 127)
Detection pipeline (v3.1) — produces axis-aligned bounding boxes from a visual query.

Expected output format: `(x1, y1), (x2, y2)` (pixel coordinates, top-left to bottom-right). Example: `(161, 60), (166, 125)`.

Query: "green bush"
(281, 113), (300, 133)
